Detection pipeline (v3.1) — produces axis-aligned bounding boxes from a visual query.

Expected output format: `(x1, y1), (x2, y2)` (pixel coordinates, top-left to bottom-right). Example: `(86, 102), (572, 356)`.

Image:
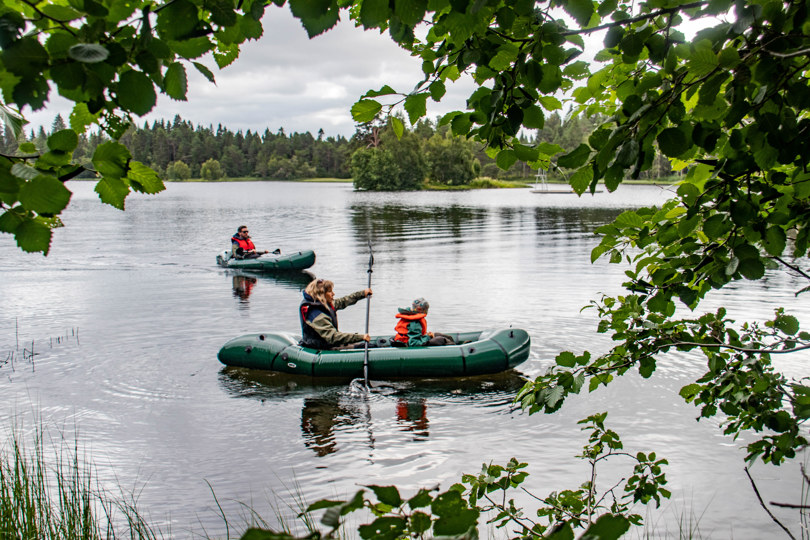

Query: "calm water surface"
(0, 181), (806, 538)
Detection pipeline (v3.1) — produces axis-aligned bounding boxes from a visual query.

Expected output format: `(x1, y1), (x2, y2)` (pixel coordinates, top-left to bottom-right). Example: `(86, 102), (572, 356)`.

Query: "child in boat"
(392, 298), (455, 347)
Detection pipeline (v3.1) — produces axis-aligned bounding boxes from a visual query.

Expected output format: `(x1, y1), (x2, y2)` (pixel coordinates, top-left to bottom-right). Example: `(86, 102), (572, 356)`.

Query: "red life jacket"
(393, 312), (427, 343)
(231, 235), (256, 251)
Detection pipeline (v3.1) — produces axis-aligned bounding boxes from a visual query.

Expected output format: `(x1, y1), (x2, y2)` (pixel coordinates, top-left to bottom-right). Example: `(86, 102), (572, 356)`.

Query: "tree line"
(2, 111), (674, 189)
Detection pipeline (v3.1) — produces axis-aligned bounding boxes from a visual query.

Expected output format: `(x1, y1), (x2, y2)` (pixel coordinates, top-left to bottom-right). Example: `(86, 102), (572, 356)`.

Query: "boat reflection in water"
(218, 367), (528, 456)
(225, 269), (316, 305)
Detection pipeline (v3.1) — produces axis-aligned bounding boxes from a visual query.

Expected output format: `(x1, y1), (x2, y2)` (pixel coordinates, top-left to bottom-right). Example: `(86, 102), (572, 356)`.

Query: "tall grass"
(0, 424), (162, 539)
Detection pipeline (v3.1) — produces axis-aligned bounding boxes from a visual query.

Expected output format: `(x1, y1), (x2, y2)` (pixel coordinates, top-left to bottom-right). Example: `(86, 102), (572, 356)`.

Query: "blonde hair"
(305, 278), (334, 305)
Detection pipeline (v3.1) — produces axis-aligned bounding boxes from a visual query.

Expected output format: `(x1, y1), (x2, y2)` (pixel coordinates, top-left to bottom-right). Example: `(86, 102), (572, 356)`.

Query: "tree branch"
(745, 466), (797, 540)
(664, 341), (810, 354)
(762, 47), (810, 59)
(560, 2), (709, 36)
(772, 256), (810, 282)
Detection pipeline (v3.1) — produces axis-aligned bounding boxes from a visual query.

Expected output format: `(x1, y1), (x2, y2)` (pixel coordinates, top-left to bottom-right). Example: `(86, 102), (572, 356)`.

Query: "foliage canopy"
(2, 0), (810, 533)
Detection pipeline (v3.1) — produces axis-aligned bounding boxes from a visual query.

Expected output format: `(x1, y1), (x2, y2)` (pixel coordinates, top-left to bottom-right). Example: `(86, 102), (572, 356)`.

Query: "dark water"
(0, 181), (805, 538)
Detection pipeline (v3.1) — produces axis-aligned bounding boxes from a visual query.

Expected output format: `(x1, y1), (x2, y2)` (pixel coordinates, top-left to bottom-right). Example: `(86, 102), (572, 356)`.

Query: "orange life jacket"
(231, 235), (255, 251)
(393, 312), (427, 343)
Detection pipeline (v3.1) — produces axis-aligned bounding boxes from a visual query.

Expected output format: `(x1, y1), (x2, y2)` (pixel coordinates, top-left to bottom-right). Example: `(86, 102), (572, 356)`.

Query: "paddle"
(362, 241), (374, 388)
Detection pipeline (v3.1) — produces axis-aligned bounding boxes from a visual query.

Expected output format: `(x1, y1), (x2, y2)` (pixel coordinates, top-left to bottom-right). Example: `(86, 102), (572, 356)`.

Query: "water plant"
(0, 424), (161, 539)
(238, 413), (669, 539)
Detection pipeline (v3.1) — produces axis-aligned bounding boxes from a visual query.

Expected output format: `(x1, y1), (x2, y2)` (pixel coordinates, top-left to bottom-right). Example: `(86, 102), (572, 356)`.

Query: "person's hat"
(412, 297), (429, 313)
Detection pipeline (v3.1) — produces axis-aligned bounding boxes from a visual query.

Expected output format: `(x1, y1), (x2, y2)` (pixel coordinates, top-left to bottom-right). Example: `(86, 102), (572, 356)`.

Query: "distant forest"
(1, 112), (674, 183)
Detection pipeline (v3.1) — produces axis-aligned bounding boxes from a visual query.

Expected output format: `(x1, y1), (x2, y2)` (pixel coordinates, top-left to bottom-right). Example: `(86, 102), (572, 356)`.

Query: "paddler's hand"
(363, 288), (372, 297)
(263, 250), (269, 254)
(363, 334), (371, 341)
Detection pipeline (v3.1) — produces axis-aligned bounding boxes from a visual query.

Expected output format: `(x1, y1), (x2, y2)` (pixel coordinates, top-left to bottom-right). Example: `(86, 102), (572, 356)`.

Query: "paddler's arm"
(334, 289), (371, 310)
(308, 314), (366, 347)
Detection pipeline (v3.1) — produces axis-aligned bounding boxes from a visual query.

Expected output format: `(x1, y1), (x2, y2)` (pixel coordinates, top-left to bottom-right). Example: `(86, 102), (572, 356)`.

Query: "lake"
(0, 181), (805, 538)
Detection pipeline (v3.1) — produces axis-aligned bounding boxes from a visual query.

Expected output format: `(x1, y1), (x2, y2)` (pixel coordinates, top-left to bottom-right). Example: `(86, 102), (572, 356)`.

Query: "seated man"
(231, 225), (277, 259)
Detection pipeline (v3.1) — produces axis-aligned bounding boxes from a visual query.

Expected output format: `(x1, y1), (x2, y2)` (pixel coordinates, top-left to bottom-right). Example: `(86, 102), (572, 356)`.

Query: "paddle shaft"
(363, 244), (373, 387)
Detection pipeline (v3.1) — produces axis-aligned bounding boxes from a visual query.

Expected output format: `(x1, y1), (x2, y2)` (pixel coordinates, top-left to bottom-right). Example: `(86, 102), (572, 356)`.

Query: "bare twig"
(772, 256), (810, 281)
(745, 466), (796, 540)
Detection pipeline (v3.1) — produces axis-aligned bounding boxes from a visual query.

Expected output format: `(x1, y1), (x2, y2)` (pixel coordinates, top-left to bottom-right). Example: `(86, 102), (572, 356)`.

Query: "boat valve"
(259, 335), (265, 341)
(245, 346), (252, 354)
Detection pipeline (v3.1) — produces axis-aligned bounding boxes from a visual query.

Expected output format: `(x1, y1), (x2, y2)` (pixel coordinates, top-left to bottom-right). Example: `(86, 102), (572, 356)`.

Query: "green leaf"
(556, 351), (577, 368)
(128, 162), (165, 194)
(358, 516), (406, 539)
(290, 0), (340, 37)
(395, 0), (426, 26)
(564, 0), (595, 26)
(116, 70), (157, 115)
(450, 113), (472, 136)
(164, 62), (188, 100)
(433, 508), (478, 536)
(41, 4), (82, 21)
(429, 80), (445, 101)
(69, 103), (98, 133)
(18, 176), (72, 215)
(496, 149), (517, 170)
(538, 64), (563, 93)
(570, 166), (593, 194)
(360, 0), (390, 27)
(156, 0), (199, 41)
(351, 99), (382, 123)
(679, 383), (702, 401)
(305, 499), (344, 512)
(763, 226), (786, 257)
(94, 176), (130, 210)
(775, 314), (799, 335)
(581, 514), (630, 540)
(0, 105), (26, 139)
(47, 130), (78, 152)
(2, 37), (49, 76)
(546, 521), (574, 540)
(738, 257), (765, 280)
(409, 511), (431, 534)
(557, 144), (591, 169)
(239, 528), (299, 540)
(390, 117), (404, 140)
(657, 128), (689, 157)
(14, 218), (52, 255)
(169, 37), (214, 59)
(366, 485), (402, 507)
(192, 62), (216, 83)
(364, 85), (397, 98)
(93, 141), (131, 179)
(68, 43), (109, 63)
(523, 105), (545, 129)
(404, 93), (428, 124)
(688, 41), (719, 78)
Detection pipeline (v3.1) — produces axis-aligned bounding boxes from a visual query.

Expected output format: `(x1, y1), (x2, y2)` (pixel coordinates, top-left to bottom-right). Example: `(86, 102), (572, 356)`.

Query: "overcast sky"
(25, 6), (476, 139)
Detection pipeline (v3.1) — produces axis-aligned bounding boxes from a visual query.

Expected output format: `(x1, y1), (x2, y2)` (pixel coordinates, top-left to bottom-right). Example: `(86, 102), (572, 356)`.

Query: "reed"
(0, 424), (162, 539)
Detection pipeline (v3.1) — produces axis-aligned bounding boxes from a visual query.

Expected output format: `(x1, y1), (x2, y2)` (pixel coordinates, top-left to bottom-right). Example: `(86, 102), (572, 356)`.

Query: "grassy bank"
(0, 425), (160, 539)
(166, 175), (680, 187)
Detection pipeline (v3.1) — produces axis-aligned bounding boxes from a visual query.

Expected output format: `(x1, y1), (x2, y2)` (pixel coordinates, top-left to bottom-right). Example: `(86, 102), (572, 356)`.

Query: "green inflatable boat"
(217, 328), (530, 378)
(216, 249), (316, 271)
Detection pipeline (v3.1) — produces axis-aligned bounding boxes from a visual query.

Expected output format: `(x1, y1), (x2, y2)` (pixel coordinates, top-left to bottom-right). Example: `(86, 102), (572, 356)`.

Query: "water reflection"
(232, 275), (257, 302)
(225, 269), (315, 306)
(349, 205), (489, 244)
(218, 367), (528, 456)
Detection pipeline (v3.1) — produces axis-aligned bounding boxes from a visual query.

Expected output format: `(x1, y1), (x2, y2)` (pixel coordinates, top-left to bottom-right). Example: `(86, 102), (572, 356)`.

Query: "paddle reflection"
(218, 368), (528, 456)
